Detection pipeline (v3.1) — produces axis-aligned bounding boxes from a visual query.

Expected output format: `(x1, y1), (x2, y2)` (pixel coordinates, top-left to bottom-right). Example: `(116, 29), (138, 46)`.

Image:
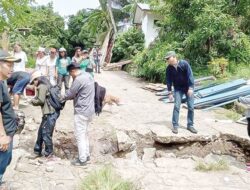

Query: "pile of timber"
(142, 83), (166, 92)
(142, 76), (216, 94)
(103, 60), (132, 71)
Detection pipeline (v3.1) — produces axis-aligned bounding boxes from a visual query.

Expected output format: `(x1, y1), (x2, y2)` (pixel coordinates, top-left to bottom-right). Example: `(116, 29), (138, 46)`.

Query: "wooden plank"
(143, 83), (166, 92)
(194, 76), (216, 83)
(103, 60), (132, 71)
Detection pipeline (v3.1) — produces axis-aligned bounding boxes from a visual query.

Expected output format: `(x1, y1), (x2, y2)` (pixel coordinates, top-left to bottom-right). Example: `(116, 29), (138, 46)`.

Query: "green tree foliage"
(66, 9), (96, 55)
(133, 0), (250, 82)
(84, 9), (111, 37)
(8, 3), (66, 67)
(0, 0), (32, 32)
(9, 3), (65, 49)
(111, 27), (144, 62)
(25, 3), (65, 38)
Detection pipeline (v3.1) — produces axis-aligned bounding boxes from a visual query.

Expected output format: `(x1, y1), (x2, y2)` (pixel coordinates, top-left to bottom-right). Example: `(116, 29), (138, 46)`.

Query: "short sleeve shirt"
(56, 57), (71, 75)
(0, 81), (17, 136)
(13, 51), (28, 72)
(36, 56), (48, 75)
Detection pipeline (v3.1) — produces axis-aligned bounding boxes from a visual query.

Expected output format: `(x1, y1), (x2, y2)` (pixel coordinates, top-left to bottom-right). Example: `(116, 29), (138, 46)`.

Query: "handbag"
(14, 110), (25, 134)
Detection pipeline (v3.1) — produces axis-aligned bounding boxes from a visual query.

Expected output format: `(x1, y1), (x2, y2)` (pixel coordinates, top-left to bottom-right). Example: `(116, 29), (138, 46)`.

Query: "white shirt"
(46, 57), (57, 77)
(13, 51), (28, 72)
(36, 56), (48, 75)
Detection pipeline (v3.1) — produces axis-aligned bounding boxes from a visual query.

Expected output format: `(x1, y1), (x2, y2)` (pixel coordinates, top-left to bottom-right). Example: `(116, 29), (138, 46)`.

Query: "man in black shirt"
(7, 71), (30, 110)
(165, 51), (197, 134)
(0, 50), (21, 187)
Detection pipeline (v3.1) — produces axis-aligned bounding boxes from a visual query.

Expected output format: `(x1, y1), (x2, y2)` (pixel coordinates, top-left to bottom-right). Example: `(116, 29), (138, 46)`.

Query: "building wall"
(141, 13), (159, 48)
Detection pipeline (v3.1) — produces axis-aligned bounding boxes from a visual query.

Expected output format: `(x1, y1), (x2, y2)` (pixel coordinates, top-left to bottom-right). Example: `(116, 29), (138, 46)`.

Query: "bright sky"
(35, 0), (100, 16)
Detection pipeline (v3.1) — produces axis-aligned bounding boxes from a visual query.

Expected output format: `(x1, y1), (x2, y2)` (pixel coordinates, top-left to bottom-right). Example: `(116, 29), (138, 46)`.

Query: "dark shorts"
(12, 77), (30, 95)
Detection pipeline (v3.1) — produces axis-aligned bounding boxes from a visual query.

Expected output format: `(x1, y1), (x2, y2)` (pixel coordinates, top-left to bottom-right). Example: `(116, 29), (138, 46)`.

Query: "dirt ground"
(3, 70), (250, 190)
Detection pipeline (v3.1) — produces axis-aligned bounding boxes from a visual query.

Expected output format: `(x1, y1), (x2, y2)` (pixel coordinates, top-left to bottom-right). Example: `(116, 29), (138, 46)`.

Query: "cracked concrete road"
(3, 70), (250, 190)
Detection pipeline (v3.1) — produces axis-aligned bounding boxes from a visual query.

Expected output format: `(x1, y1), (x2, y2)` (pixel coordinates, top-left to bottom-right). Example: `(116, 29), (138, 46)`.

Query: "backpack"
(94, 82), (106, 115)
(47, 85), (65, 111)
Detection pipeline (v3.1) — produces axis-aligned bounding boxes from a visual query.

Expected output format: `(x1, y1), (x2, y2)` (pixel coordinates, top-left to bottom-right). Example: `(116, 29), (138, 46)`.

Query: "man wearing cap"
(62, 63), (95, 166)
(165, 51), (197, 134)
(0, 50), (21, 187)
(29, 70), (60, 158)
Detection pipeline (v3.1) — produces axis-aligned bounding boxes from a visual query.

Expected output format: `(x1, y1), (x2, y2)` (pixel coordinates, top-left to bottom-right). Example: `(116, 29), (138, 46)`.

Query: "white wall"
(141, 13), (159, 48)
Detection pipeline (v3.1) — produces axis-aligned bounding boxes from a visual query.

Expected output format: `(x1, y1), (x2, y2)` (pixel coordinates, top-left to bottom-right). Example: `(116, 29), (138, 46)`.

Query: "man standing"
(93, 46), (101, 73)
(13, 43), (28, 72)
(7, 71), (30, 110)
(0, 50), (20, 187)
(63, 63), (95, 166)
(165, 51), (197, 134)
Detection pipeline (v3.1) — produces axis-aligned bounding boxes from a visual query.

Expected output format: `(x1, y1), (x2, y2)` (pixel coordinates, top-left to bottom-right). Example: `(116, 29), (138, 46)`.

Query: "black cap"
(67, 62), (81, 72)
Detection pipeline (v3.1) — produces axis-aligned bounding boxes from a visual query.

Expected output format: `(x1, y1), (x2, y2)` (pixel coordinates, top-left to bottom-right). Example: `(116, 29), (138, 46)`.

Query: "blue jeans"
(0, 139), (13, 185)
(172, 90), (194, 128)
(11, 76), (30, 94)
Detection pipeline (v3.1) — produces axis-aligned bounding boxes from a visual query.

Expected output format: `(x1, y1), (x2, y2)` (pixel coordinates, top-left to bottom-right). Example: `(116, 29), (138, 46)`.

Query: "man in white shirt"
(13, 43), (28, 72)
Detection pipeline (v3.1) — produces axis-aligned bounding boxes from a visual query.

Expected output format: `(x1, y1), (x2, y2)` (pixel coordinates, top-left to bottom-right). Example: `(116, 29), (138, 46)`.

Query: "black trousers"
(34, 111), (60, 156)
(247, 118), (250, 137)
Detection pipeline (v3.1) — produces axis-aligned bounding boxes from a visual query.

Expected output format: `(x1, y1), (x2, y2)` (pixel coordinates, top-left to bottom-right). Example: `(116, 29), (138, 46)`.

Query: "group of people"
(0, 44), (102, 188)
(1, 46), (250, 188)
(5, 44), (102, 110)
(35, 46), (101, 89)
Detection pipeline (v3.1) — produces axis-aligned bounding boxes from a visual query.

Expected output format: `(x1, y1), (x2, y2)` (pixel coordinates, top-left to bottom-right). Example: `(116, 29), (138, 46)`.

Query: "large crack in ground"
(52, 129), (250, 166)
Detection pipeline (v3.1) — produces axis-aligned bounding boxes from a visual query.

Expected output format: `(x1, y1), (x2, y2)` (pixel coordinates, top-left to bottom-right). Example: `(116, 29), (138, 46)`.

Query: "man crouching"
(30, 71), (60, 158)
(62, 63), (95, 166)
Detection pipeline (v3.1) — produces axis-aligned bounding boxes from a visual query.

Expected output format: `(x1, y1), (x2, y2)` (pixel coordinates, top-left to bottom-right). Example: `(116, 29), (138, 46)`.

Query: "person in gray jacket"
(62, 63), (95, 166)
(239, 96), (250, 137)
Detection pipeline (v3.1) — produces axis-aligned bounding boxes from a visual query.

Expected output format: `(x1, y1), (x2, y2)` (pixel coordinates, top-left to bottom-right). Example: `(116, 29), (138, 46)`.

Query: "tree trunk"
(105, 31), (115, 63)
(107, 0), (117, 34)
(0, 31), (9, 50)
(206, 37), (212, 54)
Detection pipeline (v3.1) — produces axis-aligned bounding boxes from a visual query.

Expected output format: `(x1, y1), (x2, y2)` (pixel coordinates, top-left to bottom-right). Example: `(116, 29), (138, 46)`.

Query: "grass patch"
(195, 159), (229, 172)
(224, 109), (242, 121)
(79, 166), (137, 190)
(214, 107), (242, 121)
(229, 64), (250, 80)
